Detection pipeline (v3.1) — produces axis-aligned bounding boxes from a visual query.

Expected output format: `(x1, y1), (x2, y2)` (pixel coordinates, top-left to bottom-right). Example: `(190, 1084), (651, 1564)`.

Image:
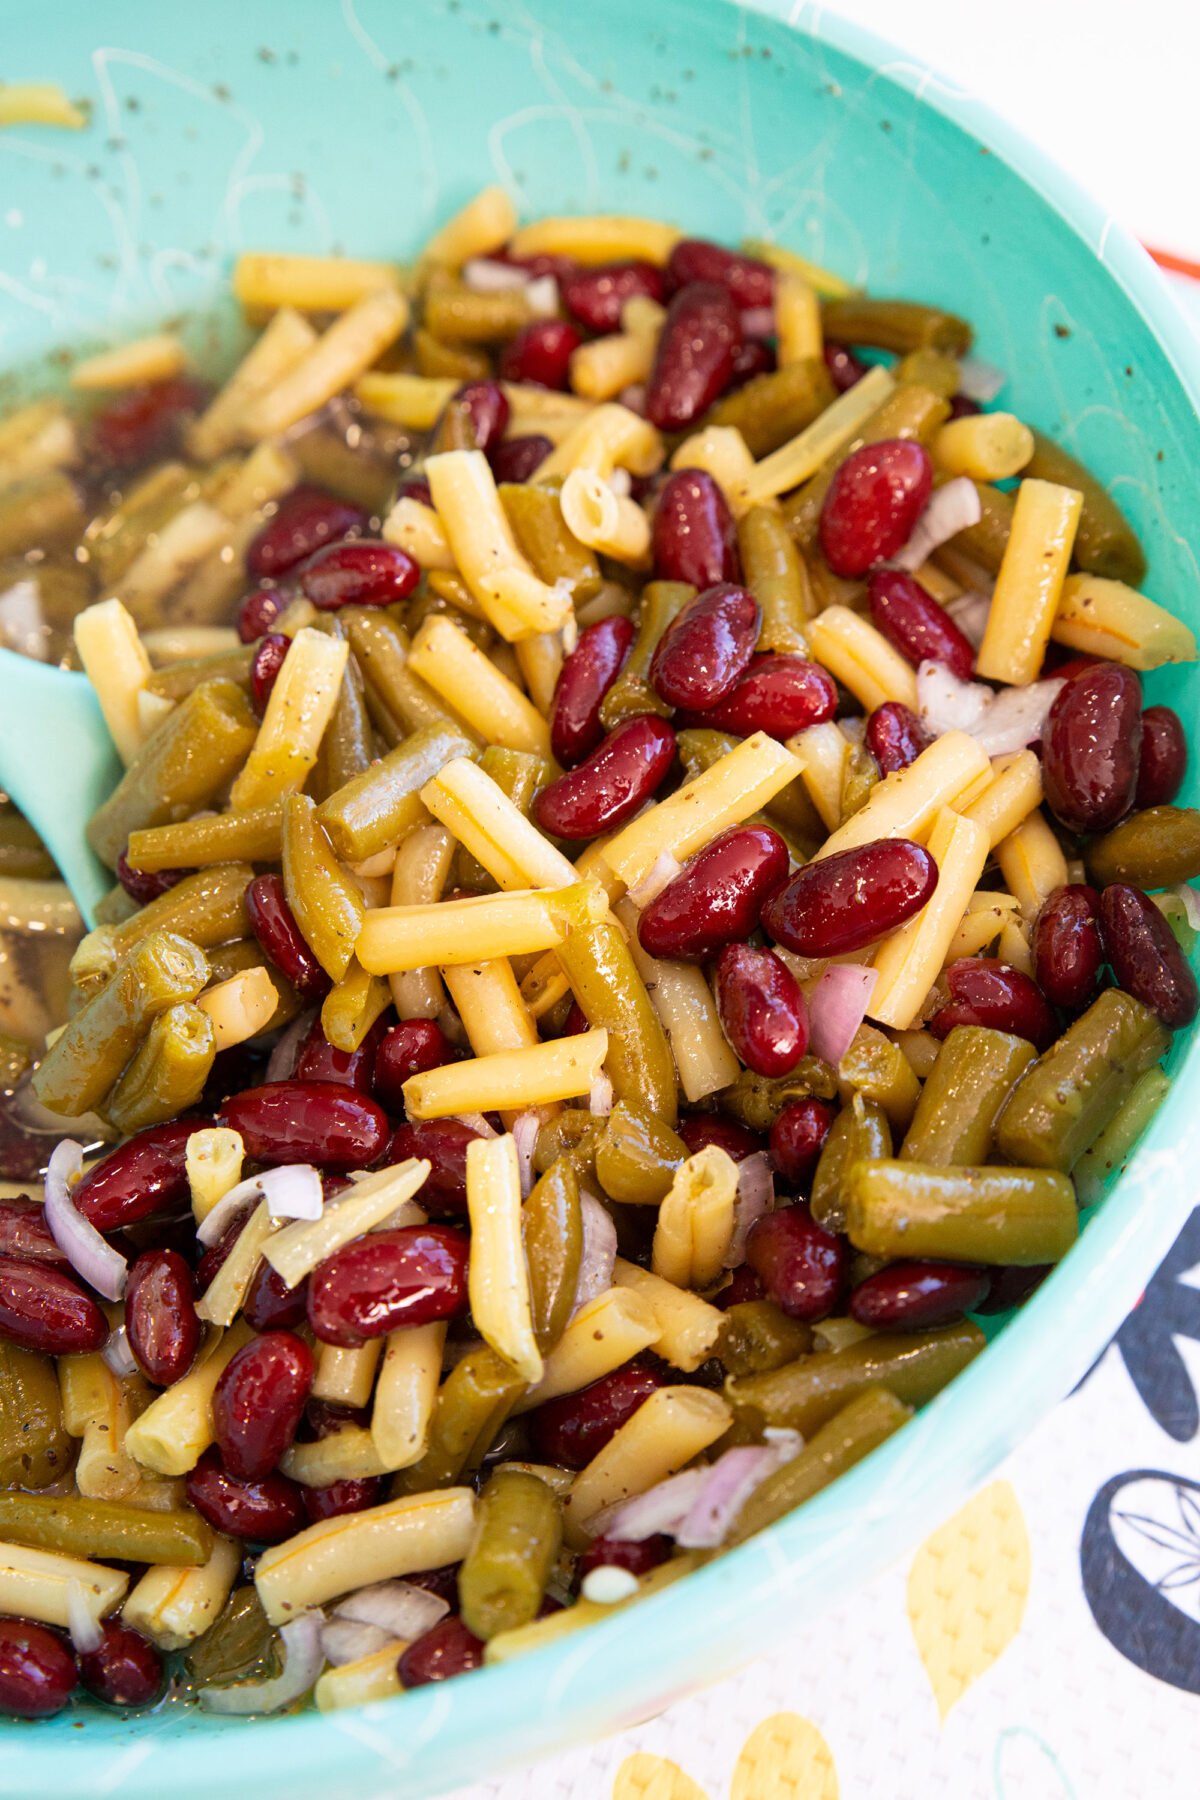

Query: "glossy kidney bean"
(398, 1615), (483, 1687)
(529, 1360), (665, 1470)
(975, 1263), (1051, 1314)
(1100, 883), (1199, 1030)
(562, 261), (665, 332)
(115, 850), (190, 904)
(677, 1116), (765, 1163)
(0, 1619), (76, 1718)
(220, 1081), (389, 1171)
(762, 840), (938, 957)
(246, 484), (367, 580)
(75, 1118), (199, 1232)
(0, 1258), (108, 1355)
(295, 1013), (386, 1094)
(550, 614), (637, 767)
(78, 1622), (164, 1709)
(665, 239), (774, 310)
(0, 1196), (67, 1271)
(1136, 706), (1187, 809)
(449, 379), (509, 453)
(125, 1249), (201, 1387)
(714, 944), (809, 1078)
(89, 375), (208, 471)
(373, 1020), (454, 1111)
(245, 872), (331, 1000)
(675, 654), (838, 737)
(712, 1264), (765, 1310)
(302, 1476), (385, 1524)
(1042, 663), (1143, 834)
(186, 1447), (306, 1543)
(297, 539), (419, 611)
(577, 1533), (671, 1583)
(213, 1330), (314, 1481)
(243, 1258), (309, 1333)
(769, 1097), (838, 1188)
(865, 701), (932, 775)
(637, 825), (789, 962)
(651, 468), (739, 590)
(645, 282), (743, 432)
(823, 341), (867, 392)
(307, 1225), (470, 1346)
(488, 433), (553, 484)
(388, 1119), (482, 1213)
(249, 633), (290, 717)
(194, 1209), (250, 1294)
(819, 439), (934, 578)
(532, 714), (676, 840)
(499, 319), (582, 390)
(396, 474), (433, 508)
(236, 586), (287, 644)
(850, 1261), (991, 1331)
(868, 568), (975, 679)
(649, 582), (760, 712)
(928, 958), (1059, 1050)
(404, 1564), (462, 1608)
(304, 1398), (370, 1440)
(745, 1202), (847, 1322)
(1033, 885), (1106, 1013)
(948, 392), (982, 419)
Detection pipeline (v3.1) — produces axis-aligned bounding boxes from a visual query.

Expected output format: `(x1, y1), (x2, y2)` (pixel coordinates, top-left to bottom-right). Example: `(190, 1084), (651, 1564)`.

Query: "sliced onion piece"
(199, 1614), (324, 1715)
(725, 1152), (773, 1269)
(319, 1618), (393, 1668)
(890, 477), (981, 573)
(627, 851), (682, 910)
(916, 660), (991, 739)
(453, 1112), (498, 1139)
(573, 1191), (618, 1315)
(808, 964), (878, 1066)
(588, 1073), (615, 1118)
(333, 1579), (448, 1641)
(65, 1579), (103, 1656)
(595, 1467), (709, 1542)
(511, 1110), (541, 1200)
(957, 356), (1007, 403)
(523, 275), (559, 318)
(261, 1163), (323, 1222)
(463, 257), (529, 293)
(101, 1324), (138, 1380)
(945, 590), (992, 649)
(677, 1433), (804, 1548)
(1175, 885), (1200, 933)
(973, 678), (1063, 756)
(265, 1008), (317, 1084)
(44, 1140), (128, 1301)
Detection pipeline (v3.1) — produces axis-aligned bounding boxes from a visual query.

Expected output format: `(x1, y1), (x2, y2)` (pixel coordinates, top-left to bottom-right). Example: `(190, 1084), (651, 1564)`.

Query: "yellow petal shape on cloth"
(907, 1478), (1031, 1720)
(730, 1713), (839, 1800)
(612, 1752), (710, 1800)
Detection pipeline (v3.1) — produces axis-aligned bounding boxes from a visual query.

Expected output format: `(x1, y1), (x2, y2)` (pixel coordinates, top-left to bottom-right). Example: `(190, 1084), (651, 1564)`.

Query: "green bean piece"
(595, 1100), (686, 1204)
(206, 939), (302, 1031)
(307, 624), (375, 800)
(839, 743), (880, 824)
(85, 463), (195, 587)
(33, 930), (209, 1116)
(1085, 806), (1200, 890)
(901, 1026), (1035, 1165)
(145, 645), (254, 702)
(105, 1002), (216, 1133)
(501, 482), (602, 601)
(532, 1112), (602, 1183)
(944, 479), (1013, 573)
(0, 1492), (213, 1566)
(0, 809), (56, 880)
(1074, 1067), (1171, 1207)
(0, 1343), (73, 1490)
(320, 958), (392, 1053)
(281, 794), (363, 982)
(92, 885), (141, 927)
(291, 428), (395, 515)
(0, 1033), (33, 1092)
(784, 384), (951, 547)
(810, 1093), (892, 1231)
(725, 1320), (984, 1439)
(458, 1467), (563, 1640)
(87, 679), (259, 868)
(451, 743), (553, 894)
(675, 728), (823, 846)
(723, 1058), (841, 1136)
(894, 346), (962, 398)
(555, 916), (678, 1126)
(424, 287), (533, 344)
(430, 392), (480, 455)
(737, 506), (815, 650)
(317, 722), (476, 863)
(184, 1586), (279, 1686)
(1025, 430), (1146, 585)
(104, 862), (254, 964)
(844, 1158), (1078, 1265)
(728, 1387), (912, 1544)
(342, 608), (475, 746)
(393, 1346), (527, 1494)
(599, 582), (694, 730)
(0, 472), (84, 558)
(125, 808), (283, 875)
(705, 357), (837, 457)
(995, 988), (1171, 1172)
(836, 1027), (920, 1133)
(524, 1159), (583, 1354)
(413, 326), (491, 382)
(821, 297), (972, 357)
(718, 1301), (812, 1378)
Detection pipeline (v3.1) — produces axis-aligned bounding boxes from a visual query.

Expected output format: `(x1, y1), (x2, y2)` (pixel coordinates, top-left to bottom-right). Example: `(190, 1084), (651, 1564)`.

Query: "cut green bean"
(532, 1113), (603, 1184)
(392, 1345), (527, 1495)
(554, 916), (678, 1126)
(723, 1058), (840, 1136)
(424, 286), (532, 343)
(728, 1387), (912, 1544)
(523, 1159), (583, 1355)
(126, 808), (283, 874)
(102, 863), (254, 968)
(718, 1301), (812, 1378)
(0, 1343), (73, 1491)
(810, 1092), (891, 1230)
(784, 384), (951, 546)
(184, 1586), (278, 1686)
(595, 1100), (686, 1204)
(837, 1025), (920, 1132)
(105, 1001), (216, 1133)
(281, 794), (363, 982)
(737, 505), (815, 649)
(900, 1026), (1036, 1165)
(317, 722), (476, 863)
(1085, 806), (1200, 890)
(342, 608), (476, 745)
(705, 357), (837, 457)
(501, 481), (602, 601)
(1074, 1067), (1171, 1206)
(458, 1467), (563, 1640)
(0, 1491), (213, 1566)
(145, 644), (254, 701)
(821, 297), (972, 357)
(843, 1158), (1078, 1265)
(1026, 430), (1146, 585)
(599, 582), (693, 730)
(320, 957), (391, 1053)
(315, 639), (375, 795)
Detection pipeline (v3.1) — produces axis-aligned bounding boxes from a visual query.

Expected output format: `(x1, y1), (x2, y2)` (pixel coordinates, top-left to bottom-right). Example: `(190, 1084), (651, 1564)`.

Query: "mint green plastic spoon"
(0, 647), (121, 928)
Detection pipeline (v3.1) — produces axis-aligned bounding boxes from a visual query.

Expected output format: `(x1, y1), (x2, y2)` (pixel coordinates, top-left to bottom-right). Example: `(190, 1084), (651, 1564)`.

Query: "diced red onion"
(265, 1008), (317, 1085)
(675, 1446), (779, 1549)
(739, 306), (775, 339)
(957, 355), (1007, 402)
(725, 1152), (774, 1269)
(511, 1111), (540, 1200)
(808, 965), (879, 1065)
(890, 478), (981, 573)
(463, 257), (529, 293)
(917, 661), (1063, 756)
(1174, 885), (1200, 933)
(573, 1191), (618, 1315)
(44, 1140), (128, 1301)
(200, 1614), (324, 1714)
(333, 1579), (448, 1642)
(945, 590), (992, 649)
(261, 1163), (323, 1222)
(588, 1074), (614, 1118)
(595, 1468), (709, 1542)
(65, 1580), (103, 1656)
(319, 1619), (393, 1667)
(627, 851), (682, 910)
(101, 1324), (138, 1380)
(617, 383), (646, 416)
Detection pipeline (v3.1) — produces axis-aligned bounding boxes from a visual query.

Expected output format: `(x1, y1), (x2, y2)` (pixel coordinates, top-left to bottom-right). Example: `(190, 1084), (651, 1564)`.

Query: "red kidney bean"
(645, 282), (743, 432)
(651, 469), (739, 590)
(246, 485), (367, 580)
(295, 1013), (386, 1094)
(220, 1081), (389, 1171)
(89, 375), (209, 471)
(213, 1330), (314, 1481)
(650, 582), (760, 711)
(398, 1615), (483, 1687)
(762, 840), (938, 958)
(823, 341), (867, 392)
(488, 433), (553, 483)
(713, 1264), (765, 1310)
(745, 1202), (847, 1321)
(449, 379), (509, 453)
(532, 714), (676, 840)
(194, 1209), (250, 1294)
(297, 539), (419, 612)
(1136, 706), (1187, 809)
(388, 1119), (483, 1213)
(865, 701), (932, 775)
(1033, 885), (1105, 1013)
(529, 1360), (665, 1470)
(638, 825), (789, 962)
(245, 872), (331, 1000)
(975, 1263), (1051, 1313)
(0, 1196), (68, 1271)
(714, 943), (809, 1078)
(404, 1564), (462, 1609)
(125, 1249), (201, 1387)
(186, 1447), (307, 1543)
(496, 249), (578, 283)
(678, 1116), (765, 1163)
(75, 1118), (199, 1232)
(728, 339), (776, 388)
(303, 1398), (370, 1440)
(115, 850), (191, 904)
(373, 1020), (454, 1111)
(948, 393), (982, 419)
(78, 1622), (164, 1709)
(307, 1225), (470, 1346)
(243, 1258), (309, 1333)
(850, 1261), (991, 1331)
(396, 474), (433, 508)
(550, 614), (637, 767)
(1042, 664), (1143, 834)
(769, 1097), (838, 1188)
(562, 261), (665, 333)
(0, 1619), (76, 1717)
(236, 586), (287, 644)
(302, 1476), (385, 1523)
(577, 1533), (671, 1583)
(499, 319), (583, 390)
(928, 958), (1059, 1050)
(1100, 883), (1199, 1030)
(665, 239), (774, 311)
(249, 633), (290, 717)
(819, 439), (934, 578)
(675, 653), (838, 736)
(868, 568), (975, 679)
(0, 1258), (108, 1355)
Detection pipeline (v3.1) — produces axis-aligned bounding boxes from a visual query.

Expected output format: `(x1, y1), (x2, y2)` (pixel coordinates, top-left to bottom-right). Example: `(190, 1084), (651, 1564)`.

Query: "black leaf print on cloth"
(1081, 1472), (1200, 1693)
(1086, 1206), (1200, 1441)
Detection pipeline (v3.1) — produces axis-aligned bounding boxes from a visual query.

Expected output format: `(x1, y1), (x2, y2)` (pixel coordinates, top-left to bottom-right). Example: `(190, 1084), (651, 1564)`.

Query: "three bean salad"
(0, 189), (1196, 1721)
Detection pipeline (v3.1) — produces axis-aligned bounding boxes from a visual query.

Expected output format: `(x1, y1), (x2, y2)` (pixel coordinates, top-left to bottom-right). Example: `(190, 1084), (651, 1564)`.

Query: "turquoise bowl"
(2, 0), (1198, 1793)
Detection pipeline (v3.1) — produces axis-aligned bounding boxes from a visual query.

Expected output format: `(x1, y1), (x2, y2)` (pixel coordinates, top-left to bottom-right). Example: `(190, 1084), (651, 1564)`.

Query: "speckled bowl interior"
(1, 1), (1198, 1794)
